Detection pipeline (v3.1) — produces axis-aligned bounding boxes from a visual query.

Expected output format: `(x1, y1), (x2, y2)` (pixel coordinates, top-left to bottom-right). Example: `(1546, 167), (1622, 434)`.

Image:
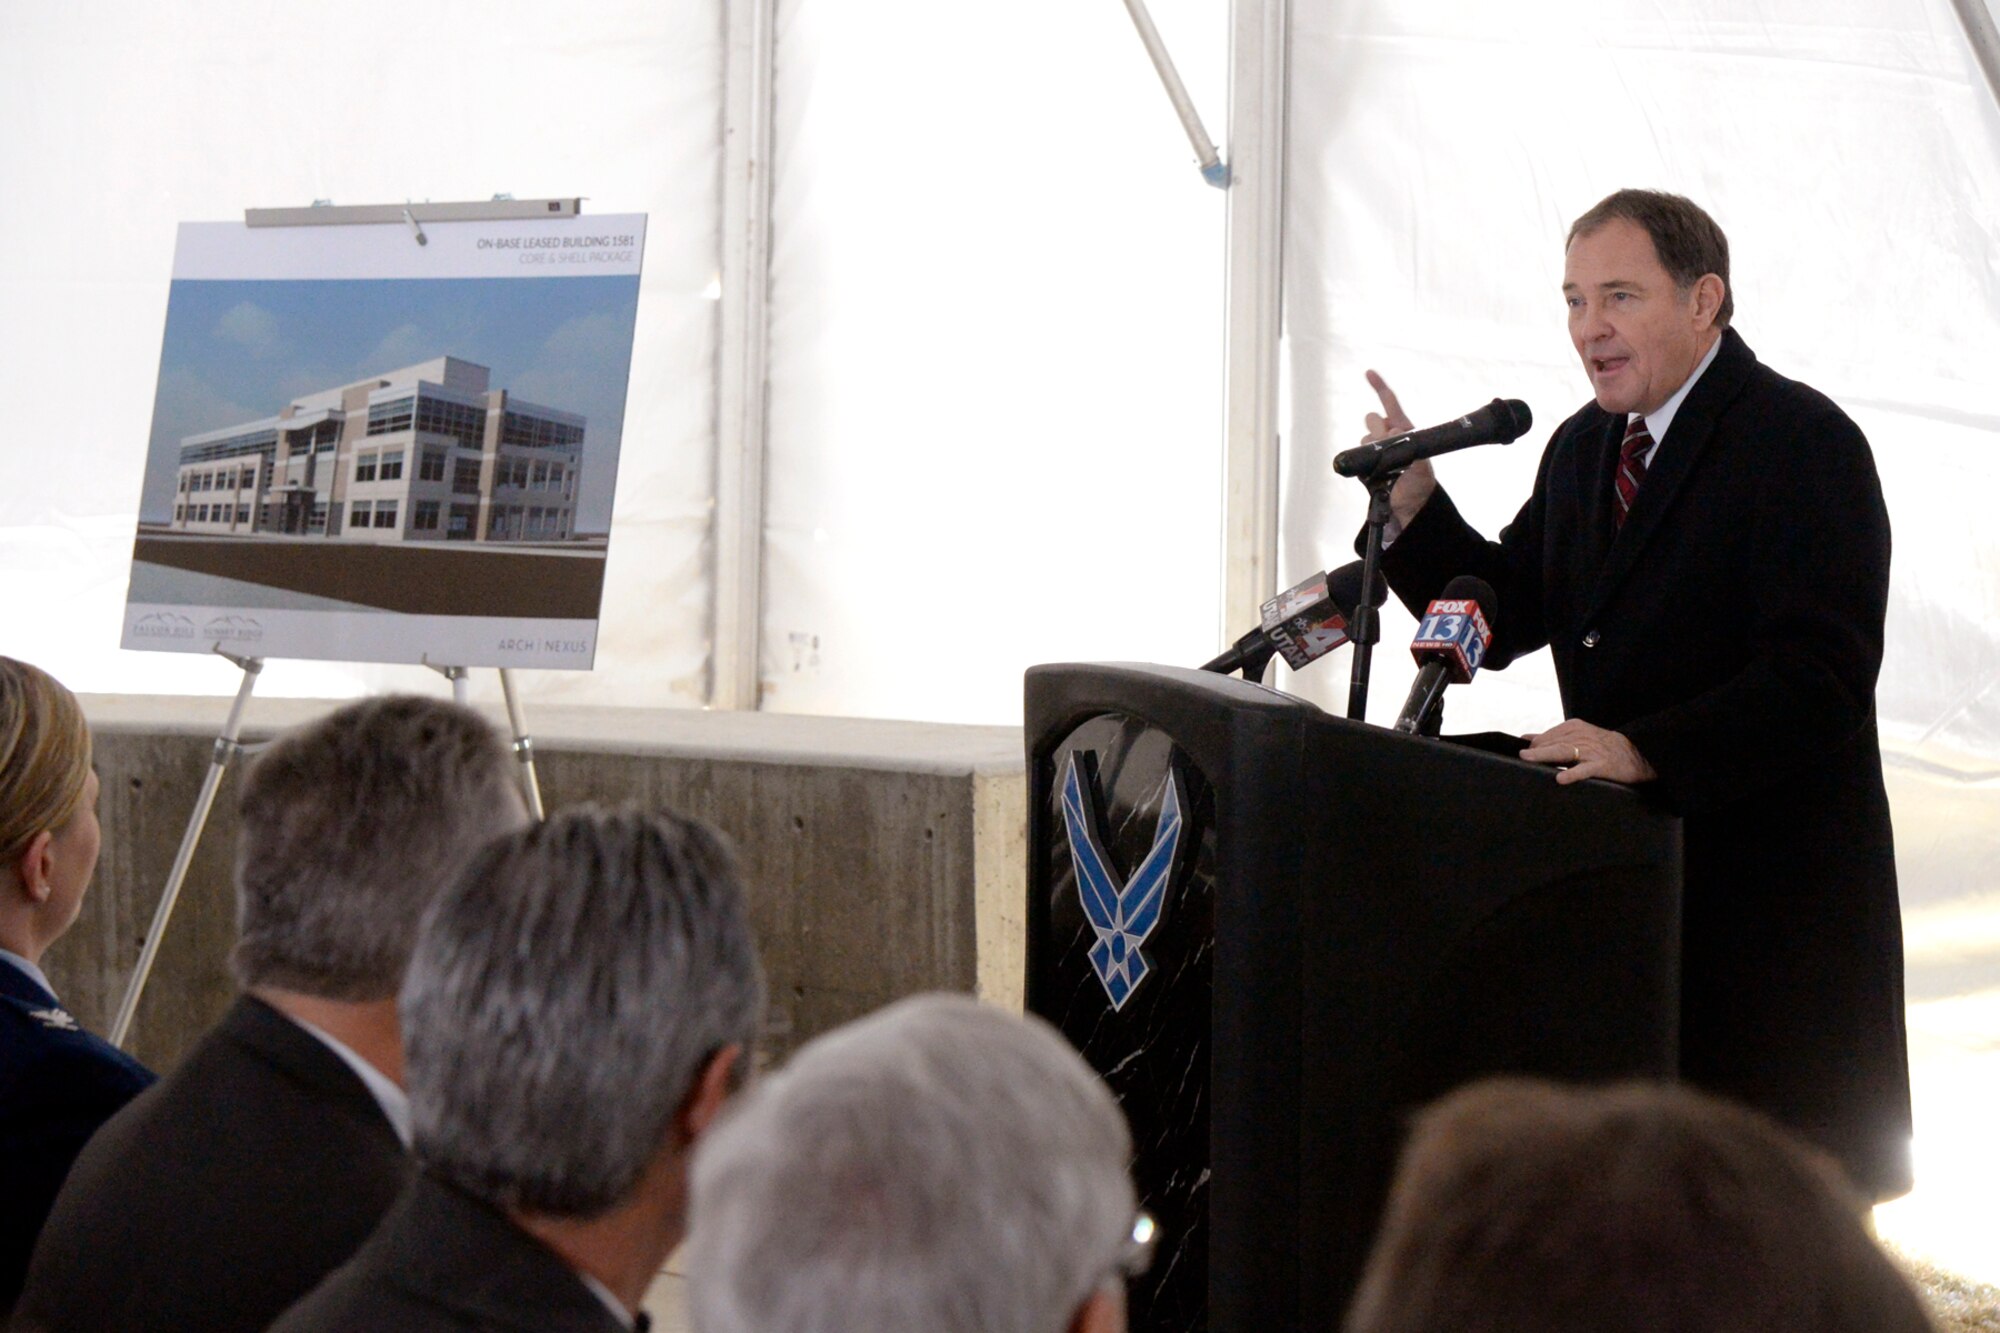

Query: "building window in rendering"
(166, 356), (585, 545)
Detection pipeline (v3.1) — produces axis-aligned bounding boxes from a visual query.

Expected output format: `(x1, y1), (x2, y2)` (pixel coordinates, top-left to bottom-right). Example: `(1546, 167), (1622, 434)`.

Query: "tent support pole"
(713, 0), (778, 710)
(1220, 0), (1290, 646)
(1118, 0), (1230, 187)
(1948, 0), (2000, 116)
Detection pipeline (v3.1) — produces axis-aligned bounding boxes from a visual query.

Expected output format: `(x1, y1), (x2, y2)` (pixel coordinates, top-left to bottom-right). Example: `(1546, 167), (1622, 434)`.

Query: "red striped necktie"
(1614, 416), (1654, 528)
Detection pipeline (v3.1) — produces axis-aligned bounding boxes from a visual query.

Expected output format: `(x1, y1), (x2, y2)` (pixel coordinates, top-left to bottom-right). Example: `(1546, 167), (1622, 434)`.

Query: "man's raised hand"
(1361, 369), (1437, 527)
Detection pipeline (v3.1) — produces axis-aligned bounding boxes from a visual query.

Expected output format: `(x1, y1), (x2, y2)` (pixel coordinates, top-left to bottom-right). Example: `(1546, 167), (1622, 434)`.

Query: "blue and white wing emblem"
(1060, 751), (1186, 1010)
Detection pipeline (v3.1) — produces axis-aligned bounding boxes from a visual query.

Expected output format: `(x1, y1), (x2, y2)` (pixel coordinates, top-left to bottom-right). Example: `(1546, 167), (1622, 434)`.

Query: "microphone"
(1393, 576), (1498, 734)
(1334, 399), (1533, 480)
(1201, 561), (1386, 679)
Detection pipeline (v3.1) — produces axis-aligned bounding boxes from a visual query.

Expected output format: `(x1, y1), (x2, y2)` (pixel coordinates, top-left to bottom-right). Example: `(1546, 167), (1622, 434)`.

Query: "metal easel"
(111, 195), (572, 1050)
(424, 659), (546, 821)
(109, 648), (262, 1047)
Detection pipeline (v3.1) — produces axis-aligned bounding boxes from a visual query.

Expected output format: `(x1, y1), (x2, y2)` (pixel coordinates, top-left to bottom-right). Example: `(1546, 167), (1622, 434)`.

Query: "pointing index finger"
(1364, 369), (1410, 431)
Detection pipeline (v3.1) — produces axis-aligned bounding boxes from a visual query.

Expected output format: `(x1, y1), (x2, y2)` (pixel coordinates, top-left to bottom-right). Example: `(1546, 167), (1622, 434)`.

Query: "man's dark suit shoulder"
(12, 993), (412, 1333)
(272, 1171), (629, 1333)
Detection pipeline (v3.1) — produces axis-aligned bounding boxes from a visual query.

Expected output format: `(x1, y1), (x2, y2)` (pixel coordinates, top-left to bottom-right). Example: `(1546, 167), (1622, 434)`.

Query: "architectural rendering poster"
(122, 214), (647, 669)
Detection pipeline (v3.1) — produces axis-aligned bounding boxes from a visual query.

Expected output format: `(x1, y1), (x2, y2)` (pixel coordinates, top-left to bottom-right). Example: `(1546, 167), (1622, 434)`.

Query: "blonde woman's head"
(0, 656), (94, 869)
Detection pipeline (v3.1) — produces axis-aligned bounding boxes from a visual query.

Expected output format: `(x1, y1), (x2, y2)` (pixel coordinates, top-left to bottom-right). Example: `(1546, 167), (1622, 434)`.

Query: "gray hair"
(231, 694), (526, 1000)
(687, 993), (1136, 1333)
(404, 804), (765, 1217)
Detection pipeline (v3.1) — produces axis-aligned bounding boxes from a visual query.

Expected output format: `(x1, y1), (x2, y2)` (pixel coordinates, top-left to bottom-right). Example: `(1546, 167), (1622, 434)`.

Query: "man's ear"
(1692, 273), (1725, 329)
(675, 1043), (743, 1145)
(1066, 1285), (1125, 1333)
(13, 830), (55, 905)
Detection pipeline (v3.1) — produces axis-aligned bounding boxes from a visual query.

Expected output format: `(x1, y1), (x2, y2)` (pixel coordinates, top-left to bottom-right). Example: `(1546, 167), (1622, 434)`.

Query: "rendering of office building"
(169, 356), (585, 544)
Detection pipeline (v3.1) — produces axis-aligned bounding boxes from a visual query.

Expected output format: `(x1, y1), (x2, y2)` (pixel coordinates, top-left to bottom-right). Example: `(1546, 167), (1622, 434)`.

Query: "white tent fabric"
(759, 0), (1227, 723)
(0, 1), (722, 708)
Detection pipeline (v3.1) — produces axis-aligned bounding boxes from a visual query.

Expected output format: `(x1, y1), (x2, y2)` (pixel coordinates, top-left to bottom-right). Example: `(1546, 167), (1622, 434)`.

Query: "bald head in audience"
(1344, 1078), (1935, 1333)
(687, 993), (1144, 1333)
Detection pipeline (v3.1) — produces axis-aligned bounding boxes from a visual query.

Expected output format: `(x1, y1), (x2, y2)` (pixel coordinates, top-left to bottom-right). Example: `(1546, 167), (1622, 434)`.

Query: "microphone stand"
(1197, 641), (1275, 684)
(1346, 469), (1399, 721)
(1418, 693), (1445, 736)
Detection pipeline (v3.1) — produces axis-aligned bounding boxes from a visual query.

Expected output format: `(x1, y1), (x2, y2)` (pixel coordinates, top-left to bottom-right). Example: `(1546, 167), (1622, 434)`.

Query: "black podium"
(1024, 663), (1682, 1331)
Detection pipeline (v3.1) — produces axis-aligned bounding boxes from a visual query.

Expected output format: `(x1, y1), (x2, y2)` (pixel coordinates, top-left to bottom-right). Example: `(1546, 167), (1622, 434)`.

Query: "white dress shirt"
(1633, 331), (1725, 462)
(288, 1014), (414, 1148)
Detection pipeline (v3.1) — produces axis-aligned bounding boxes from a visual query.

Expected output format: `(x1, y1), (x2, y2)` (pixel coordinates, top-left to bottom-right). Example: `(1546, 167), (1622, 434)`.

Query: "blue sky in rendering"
(139, 275), (641, 529)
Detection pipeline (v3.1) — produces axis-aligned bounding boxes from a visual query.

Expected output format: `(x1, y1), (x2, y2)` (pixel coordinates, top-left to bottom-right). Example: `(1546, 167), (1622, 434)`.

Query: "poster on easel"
(120, 211), (647, 669)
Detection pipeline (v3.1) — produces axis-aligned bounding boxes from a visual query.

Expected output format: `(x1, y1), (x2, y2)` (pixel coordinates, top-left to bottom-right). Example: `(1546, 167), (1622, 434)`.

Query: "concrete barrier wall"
(46, 697), (1028, 1075)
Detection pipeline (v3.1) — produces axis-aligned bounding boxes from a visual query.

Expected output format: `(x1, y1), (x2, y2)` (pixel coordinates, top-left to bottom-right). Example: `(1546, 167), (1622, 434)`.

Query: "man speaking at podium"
(1361, 189), (1911, 1202)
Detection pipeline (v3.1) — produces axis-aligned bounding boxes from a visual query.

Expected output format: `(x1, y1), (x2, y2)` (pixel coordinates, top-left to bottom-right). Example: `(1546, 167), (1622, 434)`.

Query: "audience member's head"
(404, 804), (763, 1232)
(230, 694), (525, 1001)
(1344, 1077), (1935, 1333)
(687, 993), (1141, 1333)
(0, 656), (100, 965)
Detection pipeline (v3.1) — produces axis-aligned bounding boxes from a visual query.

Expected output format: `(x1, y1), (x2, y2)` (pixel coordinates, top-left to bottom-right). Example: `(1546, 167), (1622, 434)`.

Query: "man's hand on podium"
(1522, 720), (1658, 786)
(1361, 369), (1438, 527)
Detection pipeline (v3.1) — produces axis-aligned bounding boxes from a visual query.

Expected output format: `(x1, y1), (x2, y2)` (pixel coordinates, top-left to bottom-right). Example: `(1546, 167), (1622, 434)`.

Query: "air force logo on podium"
(1060, 750), (1186, 1011)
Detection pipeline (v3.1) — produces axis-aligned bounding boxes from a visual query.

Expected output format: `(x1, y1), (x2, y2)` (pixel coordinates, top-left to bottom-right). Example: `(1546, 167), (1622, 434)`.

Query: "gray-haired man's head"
(687, 993), (1138, 1333)
(230, 694), (527, 1000)
(404, 804), (765, 1217)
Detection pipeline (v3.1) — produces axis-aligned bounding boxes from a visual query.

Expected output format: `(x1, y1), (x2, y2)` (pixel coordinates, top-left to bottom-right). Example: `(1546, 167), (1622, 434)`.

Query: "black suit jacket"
(10, 994), (412, 1333)
(1381, 328), (1912, 1199)
(270, 1171), (634, 1333)
(0, 961), (155, 1316)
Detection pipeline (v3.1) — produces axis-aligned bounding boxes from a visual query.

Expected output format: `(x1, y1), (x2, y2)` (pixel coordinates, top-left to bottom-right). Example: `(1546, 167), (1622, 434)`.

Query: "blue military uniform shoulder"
(0, 987), (156, 1095)
(1, 972), (157, 1316)
(10, 995), (81, 1033)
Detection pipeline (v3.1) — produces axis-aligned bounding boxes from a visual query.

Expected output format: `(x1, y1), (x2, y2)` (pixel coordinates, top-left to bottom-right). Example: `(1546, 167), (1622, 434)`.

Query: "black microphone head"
(1438, 575), (1499, 630)
(1326, 559), (1388, 612)
(1484, 398), (1534, 442)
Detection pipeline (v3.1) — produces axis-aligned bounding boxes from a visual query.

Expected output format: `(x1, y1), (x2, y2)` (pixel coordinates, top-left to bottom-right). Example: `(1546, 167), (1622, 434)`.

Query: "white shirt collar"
(1635, 332), (1725, 461)
(0, 947), (56, 1002)
(575, 1270), (638, 1329)
(287, 1014), (414, 1147)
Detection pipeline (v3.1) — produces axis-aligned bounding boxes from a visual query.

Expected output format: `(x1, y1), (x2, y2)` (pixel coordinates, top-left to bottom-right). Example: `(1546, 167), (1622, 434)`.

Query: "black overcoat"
(1379, 327), (1912, 1200)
